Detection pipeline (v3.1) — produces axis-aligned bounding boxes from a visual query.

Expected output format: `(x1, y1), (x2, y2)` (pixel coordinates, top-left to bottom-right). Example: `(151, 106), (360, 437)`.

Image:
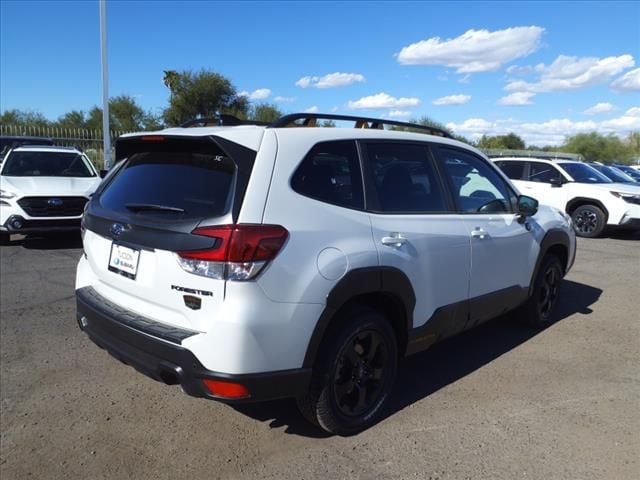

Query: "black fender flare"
(565, 197), (609, 220)
(528, 228), (572, 296)
(302, 267), (416, 368)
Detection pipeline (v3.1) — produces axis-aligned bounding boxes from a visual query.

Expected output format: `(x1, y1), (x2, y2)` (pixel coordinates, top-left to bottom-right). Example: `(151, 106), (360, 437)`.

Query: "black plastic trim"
(302, 267), (415, 368)
(406, 285), (528, 356)
(565, 197), (609, 219)
(528, 228), (571, 296)
(76, 287), (311, 403)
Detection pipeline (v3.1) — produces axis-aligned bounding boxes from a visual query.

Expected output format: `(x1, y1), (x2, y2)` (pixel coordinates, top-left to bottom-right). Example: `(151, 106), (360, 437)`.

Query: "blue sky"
(1, 1), (639, 145)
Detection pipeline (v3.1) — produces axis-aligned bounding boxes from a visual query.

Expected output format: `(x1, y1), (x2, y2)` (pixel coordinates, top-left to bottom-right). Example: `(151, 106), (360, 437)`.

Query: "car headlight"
(610, 191), (640, 205)
(0, 189), (17, 199)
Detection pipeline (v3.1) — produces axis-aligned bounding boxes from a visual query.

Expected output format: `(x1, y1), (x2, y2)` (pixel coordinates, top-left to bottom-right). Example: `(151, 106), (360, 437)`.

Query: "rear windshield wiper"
(125, 203), (185, 213)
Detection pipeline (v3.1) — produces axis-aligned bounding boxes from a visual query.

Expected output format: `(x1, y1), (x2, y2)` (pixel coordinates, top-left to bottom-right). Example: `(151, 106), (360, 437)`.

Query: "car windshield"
(590, 164), (636, 183)
(1, 151), (95, 177)
(560, 162), (612, 183)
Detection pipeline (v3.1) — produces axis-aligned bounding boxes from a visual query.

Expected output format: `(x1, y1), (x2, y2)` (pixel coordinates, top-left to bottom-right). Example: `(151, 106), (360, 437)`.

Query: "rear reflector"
(176, 224), (288, 281)
(202, 379), (250, 399)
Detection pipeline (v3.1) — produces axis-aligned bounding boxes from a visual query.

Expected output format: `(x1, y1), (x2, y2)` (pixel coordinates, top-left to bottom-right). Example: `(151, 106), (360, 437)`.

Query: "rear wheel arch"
(302, 267), (415, 369)
(528, 229), (570, 297)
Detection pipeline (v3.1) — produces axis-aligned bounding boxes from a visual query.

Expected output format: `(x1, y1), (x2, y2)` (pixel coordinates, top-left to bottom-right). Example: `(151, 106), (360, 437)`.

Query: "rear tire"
(520, 255), (563, 328)
(571, 204), (606, 238)
(297, 307), (398, 435)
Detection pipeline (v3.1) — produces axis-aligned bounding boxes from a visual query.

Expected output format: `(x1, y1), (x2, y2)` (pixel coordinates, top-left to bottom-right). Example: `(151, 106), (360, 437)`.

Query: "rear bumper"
(76, 286), (311, 403)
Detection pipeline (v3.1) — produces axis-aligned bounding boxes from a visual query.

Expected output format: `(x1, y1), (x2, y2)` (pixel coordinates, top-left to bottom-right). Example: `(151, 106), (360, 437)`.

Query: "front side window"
(1, 151), (95, 177)
(438, 148), (515, 213)
(362, 142), (448, 213)
(527, 162), (564, 183)
(291, 140), (364, 209)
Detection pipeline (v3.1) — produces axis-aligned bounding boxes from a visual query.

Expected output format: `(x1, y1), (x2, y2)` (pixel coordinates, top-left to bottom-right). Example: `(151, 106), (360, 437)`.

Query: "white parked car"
(76, 114), (576, 434)
(0, 145), (102, 243)
(493, 157), (640, 237)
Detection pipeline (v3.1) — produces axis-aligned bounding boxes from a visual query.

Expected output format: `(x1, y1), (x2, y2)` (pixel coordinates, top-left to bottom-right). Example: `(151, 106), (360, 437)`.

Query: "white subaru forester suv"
(76, 114), (576, 434)
(1, 145), (102, 243)
(493, 157), (640, 238)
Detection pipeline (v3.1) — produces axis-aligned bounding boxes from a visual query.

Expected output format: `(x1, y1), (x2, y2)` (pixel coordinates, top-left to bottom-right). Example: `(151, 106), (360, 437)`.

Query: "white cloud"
(331, 106), (339, 113)
(505, 54), (635, 93)
(295, 72), (366, 89)
(499, 92), (536, 105)
(388, 110), (412, 118)
(304, 105), (319, 113)
(347, 92), (421, 109)
(274, 96), (295, 103)
(611, 68), (640, 92)
(432, 94), (471, 106)
(583, 102), (615, 115)
(625, 106), (640, 117)
(458, 74), (471, 84)
(238, 88), (271, 100)
(447, 113), (638, 146)
(396, 26), (544, 73)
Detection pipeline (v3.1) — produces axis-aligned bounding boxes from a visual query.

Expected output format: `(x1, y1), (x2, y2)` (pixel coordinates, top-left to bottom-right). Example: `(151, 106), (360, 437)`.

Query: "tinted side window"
(362, 142), (448, 213)
(438, 148), (516, 213)
(291, 140), (364, 209)
(528, 162), (563, 183)
(495, 161), (526, 180)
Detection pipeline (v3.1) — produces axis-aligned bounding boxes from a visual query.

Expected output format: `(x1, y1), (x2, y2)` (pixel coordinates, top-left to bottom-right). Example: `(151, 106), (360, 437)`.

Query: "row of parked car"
(1, 131), (639, 244)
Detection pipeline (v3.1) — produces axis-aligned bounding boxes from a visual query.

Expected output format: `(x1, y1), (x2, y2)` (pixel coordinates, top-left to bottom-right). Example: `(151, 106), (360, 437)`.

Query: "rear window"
(99, 151), (235, 219)
(495, 161), (525, 180)
(291, 140), (364, 209)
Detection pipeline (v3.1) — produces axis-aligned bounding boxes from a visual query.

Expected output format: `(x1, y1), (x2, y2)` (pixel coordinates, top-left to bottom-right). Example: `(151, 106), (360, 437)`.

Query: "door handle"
(381, 234), (407, 247)
(471, 228), (488, 239)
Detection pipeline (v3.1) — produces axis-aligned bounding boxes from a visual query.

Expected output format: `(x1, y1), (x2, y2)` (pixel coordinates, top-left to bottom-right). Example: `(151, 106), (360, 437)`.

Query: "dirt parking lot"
(1, 231), (639, 480)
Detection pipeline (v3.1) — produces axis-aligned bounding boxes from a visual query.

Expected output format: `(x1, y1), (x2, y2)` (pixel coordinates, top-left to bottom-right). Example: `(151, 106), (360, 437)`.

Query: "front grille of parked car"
(18, 196), (88, 217)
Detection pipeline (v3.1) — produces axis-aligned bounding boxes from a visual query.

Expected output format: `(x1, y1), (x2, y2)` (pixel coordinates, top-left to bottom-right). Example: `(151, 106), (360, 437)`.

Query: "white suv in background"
(0, 145), (102, 244)
(76, 114), (575, 434)
(493, 157), (640, 237)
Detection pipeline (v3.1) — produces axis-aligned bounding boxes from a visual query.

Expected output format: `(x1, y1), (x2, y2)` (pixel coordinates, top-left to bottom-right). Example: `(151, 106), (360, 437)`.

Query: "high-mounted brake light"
(141, 135), (166, 141)
(176, 224), (288, 281)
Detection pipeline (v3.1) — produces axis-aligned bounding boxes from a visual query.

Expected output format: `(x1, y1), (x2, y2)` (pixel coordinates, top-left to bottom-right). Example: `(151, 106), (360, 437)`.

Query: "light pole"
(99, 0), (111, 169)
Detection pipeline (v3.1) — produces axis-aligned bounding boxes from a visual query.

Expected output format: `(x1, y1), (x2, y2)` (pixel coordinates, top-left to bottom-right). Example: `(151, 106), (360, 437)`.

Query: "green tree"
(477, 133), (525, 150)
(162, 69), (248, 126)
(248, 103), (283, 123)
(0, 109), (50, 129)
(83, 96), (162, 132)
(55, 110), (87, 130)
(559, 132), (633, 163)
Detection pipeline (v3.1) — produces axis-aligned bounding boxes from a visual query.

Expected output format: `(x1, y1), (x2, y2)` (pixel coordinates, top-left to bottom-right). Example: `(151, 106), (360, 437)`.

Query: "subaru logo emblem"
(110, 223), (125, 237)
(48, 198), (63, 207)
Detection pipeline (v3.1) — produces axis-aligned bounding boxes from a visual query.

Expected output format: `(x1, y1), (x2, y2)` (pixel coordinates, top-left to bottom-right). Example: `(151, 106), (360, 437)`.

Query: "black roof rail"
(267, 113), (453, 138)
(180, 115), (269, 128)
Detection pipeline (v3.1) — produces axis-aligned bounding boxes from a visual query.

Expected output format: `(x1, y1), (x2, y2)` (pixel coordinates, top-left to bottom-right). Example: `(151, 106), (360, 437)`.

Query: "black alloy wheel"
(297, 307), (397, 435)
(332, 329), (389, 417)
(572, 204), (606, 238)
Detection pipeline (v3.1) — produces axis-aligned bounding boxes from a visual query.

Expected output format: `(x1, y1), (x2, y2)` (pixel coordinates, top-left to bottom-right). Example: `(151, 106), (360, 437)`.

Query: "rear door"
(362, 141), (470, 337)
(82, 135), (258, 332)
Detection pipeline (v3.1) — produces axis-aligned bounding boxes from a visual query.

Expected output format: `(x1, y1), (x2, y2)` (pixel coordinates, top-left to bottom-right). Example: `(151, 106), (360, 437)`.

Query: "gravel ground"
(1, 231), (638, 480)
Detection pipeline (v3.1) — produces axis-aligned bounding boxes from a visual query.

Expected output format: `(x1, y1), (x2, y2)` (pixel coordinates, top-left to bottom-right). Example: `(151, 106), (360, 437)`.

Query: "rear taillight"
(176, 224), (288, 281)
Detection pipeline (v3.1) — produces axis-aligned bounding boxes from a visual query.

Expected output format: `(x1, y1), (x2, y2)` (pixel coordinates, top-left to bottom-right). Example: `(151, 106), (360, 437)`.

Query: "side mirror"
(549, 177), (564, 188)
(99, 169), (108, 178)
(517, 195), (538, 223)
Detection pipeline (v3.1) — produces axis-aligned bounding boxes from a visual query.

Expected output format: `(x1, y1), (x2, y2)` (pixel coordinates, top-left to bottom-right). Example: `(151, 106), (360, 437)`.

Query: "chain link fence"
(0, 125), (134, 169)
